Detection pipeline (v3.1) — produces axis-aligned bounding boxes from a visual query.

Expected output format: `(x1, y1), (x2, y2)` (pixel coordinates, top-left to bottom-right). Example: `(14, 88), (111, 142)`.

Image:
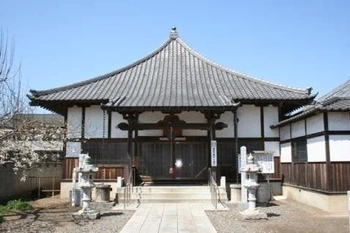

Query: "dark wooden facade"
(62, 157), (126, 181)
(281, 162), (350, 193)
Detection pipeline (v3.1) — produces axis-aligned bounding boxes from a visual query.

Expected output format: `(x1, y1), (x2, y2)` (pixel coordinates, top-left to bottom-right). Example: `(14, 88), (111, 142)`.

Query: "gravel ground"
(1, 197), (349, 233)
(207, 199), (349, 233)
(0, 197), (134, 233)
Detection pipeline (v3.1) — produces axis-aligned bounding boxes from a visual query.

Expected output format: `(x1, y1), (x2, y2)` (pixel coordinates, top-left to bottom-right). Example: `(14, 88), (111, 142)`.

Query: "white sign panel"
(254, 153), (274, 174)
(211, 140), (217, 167)
(238, 152), (274, 174)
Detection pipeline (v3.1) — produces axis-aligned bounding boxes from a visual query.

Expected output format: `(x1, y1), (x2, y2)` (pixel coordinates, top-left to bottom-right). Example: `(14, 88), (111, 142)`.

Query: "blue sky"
(2, 0), (350, 111)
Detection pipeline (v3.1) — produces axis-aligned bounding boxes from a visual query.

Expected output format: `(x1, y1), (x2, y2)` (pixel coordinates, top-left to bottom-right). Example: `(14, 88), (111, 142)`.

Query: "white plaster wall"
(306, 114), (324, 135)
(329, 135), (350, 161)
(67, 106), (82, 138)
(85, 105), (106, 138)
(138, 111), (165, 136)
(328, 112), (350, 131)
(307, 136), (326, 162)
(237, 105), (261, 137)
(291, 120), (305, 138)
(66, 142), (81, 157)
(216, 111), (234, 138)
(264, 141), (280, 157)
(179, 111), (206, 123)
(280, 142), (292, 162)
(280, 125), (291, 141)
(264, 105), (279, 138)
(180, 111), (207, 136)
(111, 112), (127, 138)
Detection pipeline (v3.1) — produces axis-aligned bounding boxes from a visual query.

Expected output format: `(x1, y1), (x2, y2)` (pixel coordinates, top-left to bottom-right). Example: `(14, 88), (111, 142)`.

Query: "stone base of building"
(72, 210), (100, 220)
(239, 209), (267, 220)
(282, 185), (347, 212)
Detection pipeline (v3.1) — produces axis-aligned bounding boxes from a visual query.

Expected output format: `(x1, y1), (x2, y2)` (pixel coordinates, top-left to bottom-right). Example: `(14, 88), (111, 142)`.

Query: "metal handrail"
(123, 165), (133, 209)
(208, 168), (218, 210)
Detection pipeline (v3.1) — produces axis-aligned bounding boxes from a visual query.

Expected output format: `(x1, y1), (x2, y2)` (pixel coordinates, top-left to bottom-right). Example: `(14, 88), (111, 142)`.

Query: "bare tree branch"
(0, 29), (65, 180)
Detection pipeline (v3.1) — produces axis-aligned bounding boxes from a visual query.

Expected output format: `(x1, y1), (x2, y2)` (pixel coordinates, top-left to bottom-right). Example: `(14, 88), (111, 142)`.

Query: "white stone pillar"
(220, 176), (226, 188)
(240, 146), (247, 202)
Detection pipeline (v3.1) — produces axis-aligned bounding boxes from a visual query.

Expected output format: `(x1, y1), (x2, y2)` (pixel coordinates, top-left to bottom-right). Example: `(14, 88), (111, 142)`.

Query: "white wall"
(291, 120), (305, 138)
(237, 105), (261, 137)
(329, 135), (350, 161)
(264, 141), (280, 156)
(280, 142), (292, 162)
(85, 105), (106, 138)
(67, 106), (82, 138)
(280, 125), (291, 141)
(111, 112), (127, 138)
(66, 142), (81, 157)
(306, 114), (324, 135)
(216, 112), (234, 138)
(180, 112), (207, 136)
(264, 105), (279, 138)
(138, 112), (165, 136)
(179, 112), (206, 123)
(328, 112), (350, 131)
(307, 136), (326, 162)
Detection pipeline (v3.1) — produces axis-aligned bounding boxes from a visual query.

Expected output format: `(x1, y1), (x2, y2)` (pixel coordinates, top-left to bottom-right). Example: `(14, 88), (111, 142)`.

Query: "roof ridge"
(175, 38), (311, 95)
(317, 79), (350, 102)
(30, 38), (173, 96)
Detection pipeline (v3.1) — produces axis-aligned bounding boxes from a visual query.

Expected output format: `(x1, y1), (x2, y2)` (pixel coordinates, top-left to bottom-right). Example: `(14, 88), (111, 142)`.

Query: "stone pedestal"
(95, 184), (112, 202)
(230, 184), (241, 202)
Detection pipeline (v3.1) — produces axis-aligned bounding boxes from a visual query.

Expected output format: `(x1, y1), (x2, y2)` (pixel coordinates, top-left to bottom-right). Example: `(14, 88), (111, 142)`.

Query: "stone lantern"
(72, 153), (100, 220)
(239, 153), (267, 220)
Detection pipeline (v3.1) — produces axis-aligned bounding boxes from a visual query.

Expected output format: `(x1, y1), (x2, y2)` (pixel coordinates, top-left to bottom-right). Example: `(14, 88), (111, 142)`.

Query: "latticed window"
(292, 138), (308, 162)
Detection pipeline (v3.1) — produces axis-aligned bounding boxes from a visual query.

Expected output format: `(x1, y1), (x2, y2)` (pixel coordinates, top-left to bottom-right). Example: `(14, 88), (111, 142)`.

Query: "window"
(292, 138), (307, 162)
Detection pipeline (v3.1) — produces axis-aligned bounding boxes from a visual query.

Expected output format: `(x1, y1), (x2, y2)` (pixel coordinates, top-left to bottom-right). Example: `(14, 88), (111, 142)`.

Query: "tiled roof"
(29, 28), (314, 113)
(271, 80), (350, 128)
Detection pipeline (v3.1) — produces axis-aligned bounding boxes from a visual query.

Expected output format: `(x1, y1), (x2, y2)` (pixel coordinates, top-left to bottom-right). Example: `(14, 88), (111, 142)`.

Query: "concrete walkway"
(118, 203), (227, 233)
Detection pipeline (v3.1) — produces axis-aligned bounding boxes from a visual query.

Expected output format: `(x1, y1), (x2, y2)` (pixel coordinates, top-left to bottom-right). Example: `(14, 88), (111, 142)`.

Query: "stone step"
(117, 186), (228, 203)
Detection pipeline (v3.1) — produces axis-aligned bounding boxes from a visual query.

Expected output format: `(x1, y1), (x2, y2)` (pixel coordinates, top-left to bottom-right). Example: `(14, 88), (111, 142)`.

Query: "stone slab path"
(118, 203), (227, 233)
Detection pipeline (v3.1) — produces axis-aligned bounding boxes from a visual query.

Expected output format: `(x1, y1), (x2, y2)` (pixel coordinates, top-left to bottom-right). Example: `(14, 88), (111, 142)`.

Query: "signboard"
(211, 140), (217, 167)
(238, 151), (274, 174)
(254, 152), (274, 174)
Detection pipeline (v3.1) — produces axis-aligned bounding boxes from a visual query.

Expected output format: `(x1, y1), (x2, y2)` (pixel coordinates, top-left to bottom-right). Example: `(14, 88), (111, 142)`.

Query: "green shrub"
(0, 199), (33, 216)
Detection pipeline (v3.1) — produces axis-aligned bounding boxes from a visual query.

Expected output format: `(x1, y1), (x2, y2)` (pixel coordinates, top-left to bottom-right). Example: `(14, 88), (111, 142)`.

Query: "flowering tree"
(0, 30), (64, 180)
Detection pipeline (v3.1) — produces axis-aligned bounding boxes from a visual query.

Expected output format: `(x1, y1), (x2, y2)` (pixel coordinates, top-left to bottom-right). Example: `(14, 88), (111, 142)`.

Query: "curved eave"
(28, 97), (109, 115)
(29, 38), (174, 97)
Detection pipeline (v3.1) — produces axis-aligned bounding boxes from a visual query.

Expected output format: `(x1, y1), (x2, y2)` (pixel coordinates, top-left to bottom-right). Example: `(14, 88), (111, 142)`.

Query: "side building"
(272, 80), (350, 212)
(28, 28), (314, 199)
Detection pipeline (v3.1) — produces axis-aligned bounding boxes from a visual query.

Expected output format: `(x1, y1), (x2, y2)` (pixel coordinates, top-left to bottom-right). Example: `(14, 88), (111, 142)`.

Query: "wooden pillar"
(123, 113), (137, 176)
(205, 112), (218, 181)
(233, 109), (239, 183)
(324, 112), (331, 191)
(133, 114), (139, 169)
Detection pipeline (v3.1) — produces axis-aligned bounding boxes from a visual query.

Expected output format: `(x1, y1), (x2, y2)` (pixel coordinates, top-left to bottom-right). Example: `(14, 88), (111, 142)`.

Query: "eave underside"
(30, 98), (313, 116)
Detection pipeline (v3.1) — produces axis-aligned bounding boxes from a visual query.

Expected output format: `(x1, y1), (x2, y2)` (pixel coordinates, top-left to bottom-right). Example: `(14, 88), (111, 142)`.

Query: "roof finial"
(169, 26), (178, 39)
